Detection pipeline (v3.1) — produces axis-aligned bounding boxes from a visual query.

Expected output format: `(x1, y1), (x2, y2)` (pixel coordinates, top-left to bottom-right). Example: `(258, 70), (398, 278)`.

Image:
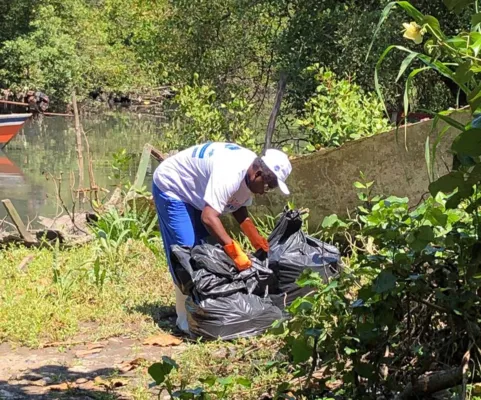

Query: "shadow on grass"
(0, 364), (120, 399)
(132, 302), (176, 331)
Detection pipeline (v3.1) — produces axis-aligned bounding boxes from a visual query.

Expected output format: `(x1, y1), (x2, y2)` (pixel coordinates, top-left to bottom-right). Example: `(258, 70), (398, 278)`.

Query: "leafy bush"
(159, 77), (260, 153)
(272, 181), (481, 397)
(297, 65), (391, 148)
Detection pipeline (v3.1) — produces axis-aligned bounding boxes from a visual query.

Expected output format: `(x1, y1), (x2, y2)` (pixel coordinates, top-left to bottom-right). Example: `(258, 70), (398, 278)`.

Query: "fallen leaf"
(87, 342), (106, 350)
(117, 357), (147, 373)
(75, 348), (103, 358)
(48, 382), (76, 391)
(143, 333), (182, 347)
(75, 378), (88, 384)
(325, 379), (343, 390)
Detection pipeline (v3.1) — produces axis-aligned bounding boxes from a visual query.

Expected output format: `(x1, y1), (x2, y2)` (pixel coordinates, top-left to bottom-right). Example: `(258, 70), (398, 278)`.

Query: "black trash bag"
(192, 269), (246, 299)
(170, 245), (196, 295)
(270, 283), (313, 309)
(171, 244), (277, 299)
(186, 292), (283, 340)
(191, 245), (258, 281)
(267, 208), (342, 306)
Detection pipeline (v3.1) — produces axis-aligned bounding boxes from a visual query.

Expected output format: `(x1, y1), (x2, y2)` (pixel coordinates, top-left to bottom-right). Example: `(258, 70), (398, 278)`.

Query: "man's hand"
(224, 241), (252, 271)
(240, 218), (270, 253)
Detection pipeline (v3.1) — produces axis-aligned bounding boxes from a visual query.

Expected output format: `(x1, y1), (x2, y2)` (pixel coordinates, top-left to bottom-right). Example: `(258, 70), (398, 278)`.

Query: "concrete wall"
(251, 110), (471, 227)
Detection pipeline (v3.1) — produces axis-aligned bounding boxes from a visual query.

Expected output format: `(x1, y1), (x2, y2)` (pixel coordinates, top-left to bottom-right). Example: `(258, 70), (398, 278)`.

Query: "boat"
(0, 150), (25, 188)
(0, 113), (32, 148)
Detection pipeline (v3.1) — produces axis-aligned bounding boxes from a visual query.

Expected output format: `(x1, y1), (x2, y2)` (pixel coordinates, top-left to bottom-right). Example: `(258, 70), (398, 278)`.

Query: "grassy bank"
(0, 236), (290, 399)
(0, 240), (174, 348)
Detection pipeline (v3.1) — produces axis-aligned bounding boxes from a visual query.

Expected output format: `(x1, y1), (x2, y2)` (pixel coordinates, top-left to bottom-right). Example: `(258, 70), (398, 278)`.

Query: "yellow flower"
(402, 21), (424, 44)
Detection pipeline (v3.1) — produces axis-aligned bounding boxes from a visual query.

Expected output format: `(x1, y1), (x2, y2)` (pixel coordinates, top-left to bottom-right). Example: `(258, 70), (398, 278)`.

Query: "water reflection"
(0, 112), (162, 224)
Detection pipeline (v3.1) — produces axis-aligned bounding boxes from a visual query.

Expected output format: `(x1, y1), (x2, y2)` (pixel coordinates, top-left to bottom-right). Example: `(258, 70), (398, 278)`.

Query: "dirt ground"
(0, 320), (185, 400)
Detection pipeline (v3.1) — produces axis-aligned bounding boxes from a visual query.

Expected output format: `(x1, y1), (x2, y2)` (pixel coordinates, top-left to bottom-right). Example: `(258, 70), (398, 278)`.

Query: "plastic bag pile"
(171, 208), (342, 340)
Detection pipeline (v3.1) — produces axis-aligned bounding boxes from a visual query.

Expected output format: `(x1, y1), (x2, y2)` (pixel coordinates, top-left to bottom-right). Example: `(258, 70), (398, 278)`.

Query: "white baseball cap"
(261, 149), (292, 195)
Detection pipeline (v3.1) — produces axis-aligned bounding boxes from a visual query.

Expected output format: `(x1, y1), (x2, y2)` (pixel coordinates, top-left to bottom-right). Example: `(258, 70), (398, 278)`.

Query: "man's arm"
(201, 205), (233, 246)
(232, 206), (248, 225)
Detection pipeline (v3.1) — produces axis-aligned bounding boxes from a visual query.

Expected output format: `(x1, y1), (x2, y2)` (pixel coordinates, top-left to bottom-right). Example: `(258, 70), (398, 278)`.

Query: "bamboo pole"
(72, 91), (84, 189)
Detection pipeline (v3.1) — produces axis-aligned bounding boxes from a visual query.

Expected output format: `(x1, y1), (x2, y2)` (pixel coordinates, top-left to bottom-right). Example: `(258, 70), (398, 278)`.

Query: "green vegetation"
(1, 0), (476, 150)
(0, 240), (172, 347)
(296, 65), (391, 148)
(5, 0), (481, 398)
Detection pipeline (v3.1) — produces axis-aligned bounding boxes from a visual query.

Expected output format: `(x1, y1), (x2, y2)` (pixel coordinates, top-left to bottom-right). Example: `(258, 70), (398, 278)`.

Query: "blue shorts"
(152, 182), (209, 281)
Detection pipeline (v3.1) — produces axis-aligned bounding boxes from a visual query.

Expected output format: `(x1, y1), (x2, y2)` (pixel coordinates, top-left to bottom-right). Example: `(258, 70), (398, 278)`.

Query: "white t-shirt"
(153, 142), (257, 214)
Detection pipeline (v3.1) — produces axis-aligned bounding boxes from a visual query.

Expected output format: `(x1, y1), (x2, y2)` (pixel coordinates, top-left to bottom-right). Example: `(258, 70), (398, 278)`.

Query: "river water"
(0, 112), (164, 226)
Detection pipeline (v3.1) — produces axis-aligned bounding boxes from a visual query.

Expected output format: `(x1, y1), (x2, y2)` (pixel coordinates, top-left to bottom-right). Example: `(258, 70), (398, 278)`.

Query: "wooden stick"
(44, 112), (73, 117)
(0, 99), (29, 107)
(1, 199), (37, 244)
(0, 99), (72, 117)
(263, 72), (287, 153)
(72, 91), (84, 189)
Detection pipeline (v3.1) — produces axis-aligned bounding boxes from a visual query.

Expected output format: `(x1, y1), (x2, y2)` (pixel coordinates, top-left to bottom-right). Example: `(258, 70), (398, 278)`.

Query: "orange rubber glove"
(240, 218), (270, 253)
(224, 241), (252, 271)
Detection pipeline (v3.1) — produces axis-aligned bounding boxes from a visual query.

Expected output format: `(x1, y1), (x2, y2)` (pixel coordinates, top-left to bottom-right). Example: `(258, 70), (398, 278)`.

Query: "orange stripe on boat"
(0, 124), (23, 144)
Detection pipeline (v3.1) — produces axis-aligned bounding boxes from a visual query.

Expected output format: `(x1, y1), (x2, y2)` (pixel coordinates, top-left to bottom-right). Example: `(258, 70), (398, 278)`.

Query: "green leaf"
(396, 52), (419, 83)
(396, 1), (425, 21)
(403, 68), (430, 144)
(322, 214), (340, 228)
(454, 61), (474, 85)
(354, 181), (366, 189)
(344, 346), (357, 355)
(199, 376), (217, 387)
(468, 82), (481, 113)
(429, 171), (465, 195)
(148, 359), (177, 385)
(417, 225), (435, 242)
(236, 377), (252, 388)
(373, 270), (397, 294)
(431, 111), (466, 132)
(422, 15), (445, 39)
(291, 337), (312, 364)
(217, 377), (234, 386)
(425, 136), (432, 182)
(472, 13), (481, 26)
(451, 128), (481, 156)
(384, 195), (409, 204)
(321, 280), (339, 293)
(366, 1), (399, 62)
(470, 33), (481, 57)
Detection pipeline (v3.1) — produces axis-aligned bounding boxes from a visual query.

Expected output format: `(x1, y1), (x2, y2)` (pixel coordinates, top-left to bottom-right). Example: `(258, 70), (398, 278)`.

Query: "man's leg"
(152, 183), (201, 333)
